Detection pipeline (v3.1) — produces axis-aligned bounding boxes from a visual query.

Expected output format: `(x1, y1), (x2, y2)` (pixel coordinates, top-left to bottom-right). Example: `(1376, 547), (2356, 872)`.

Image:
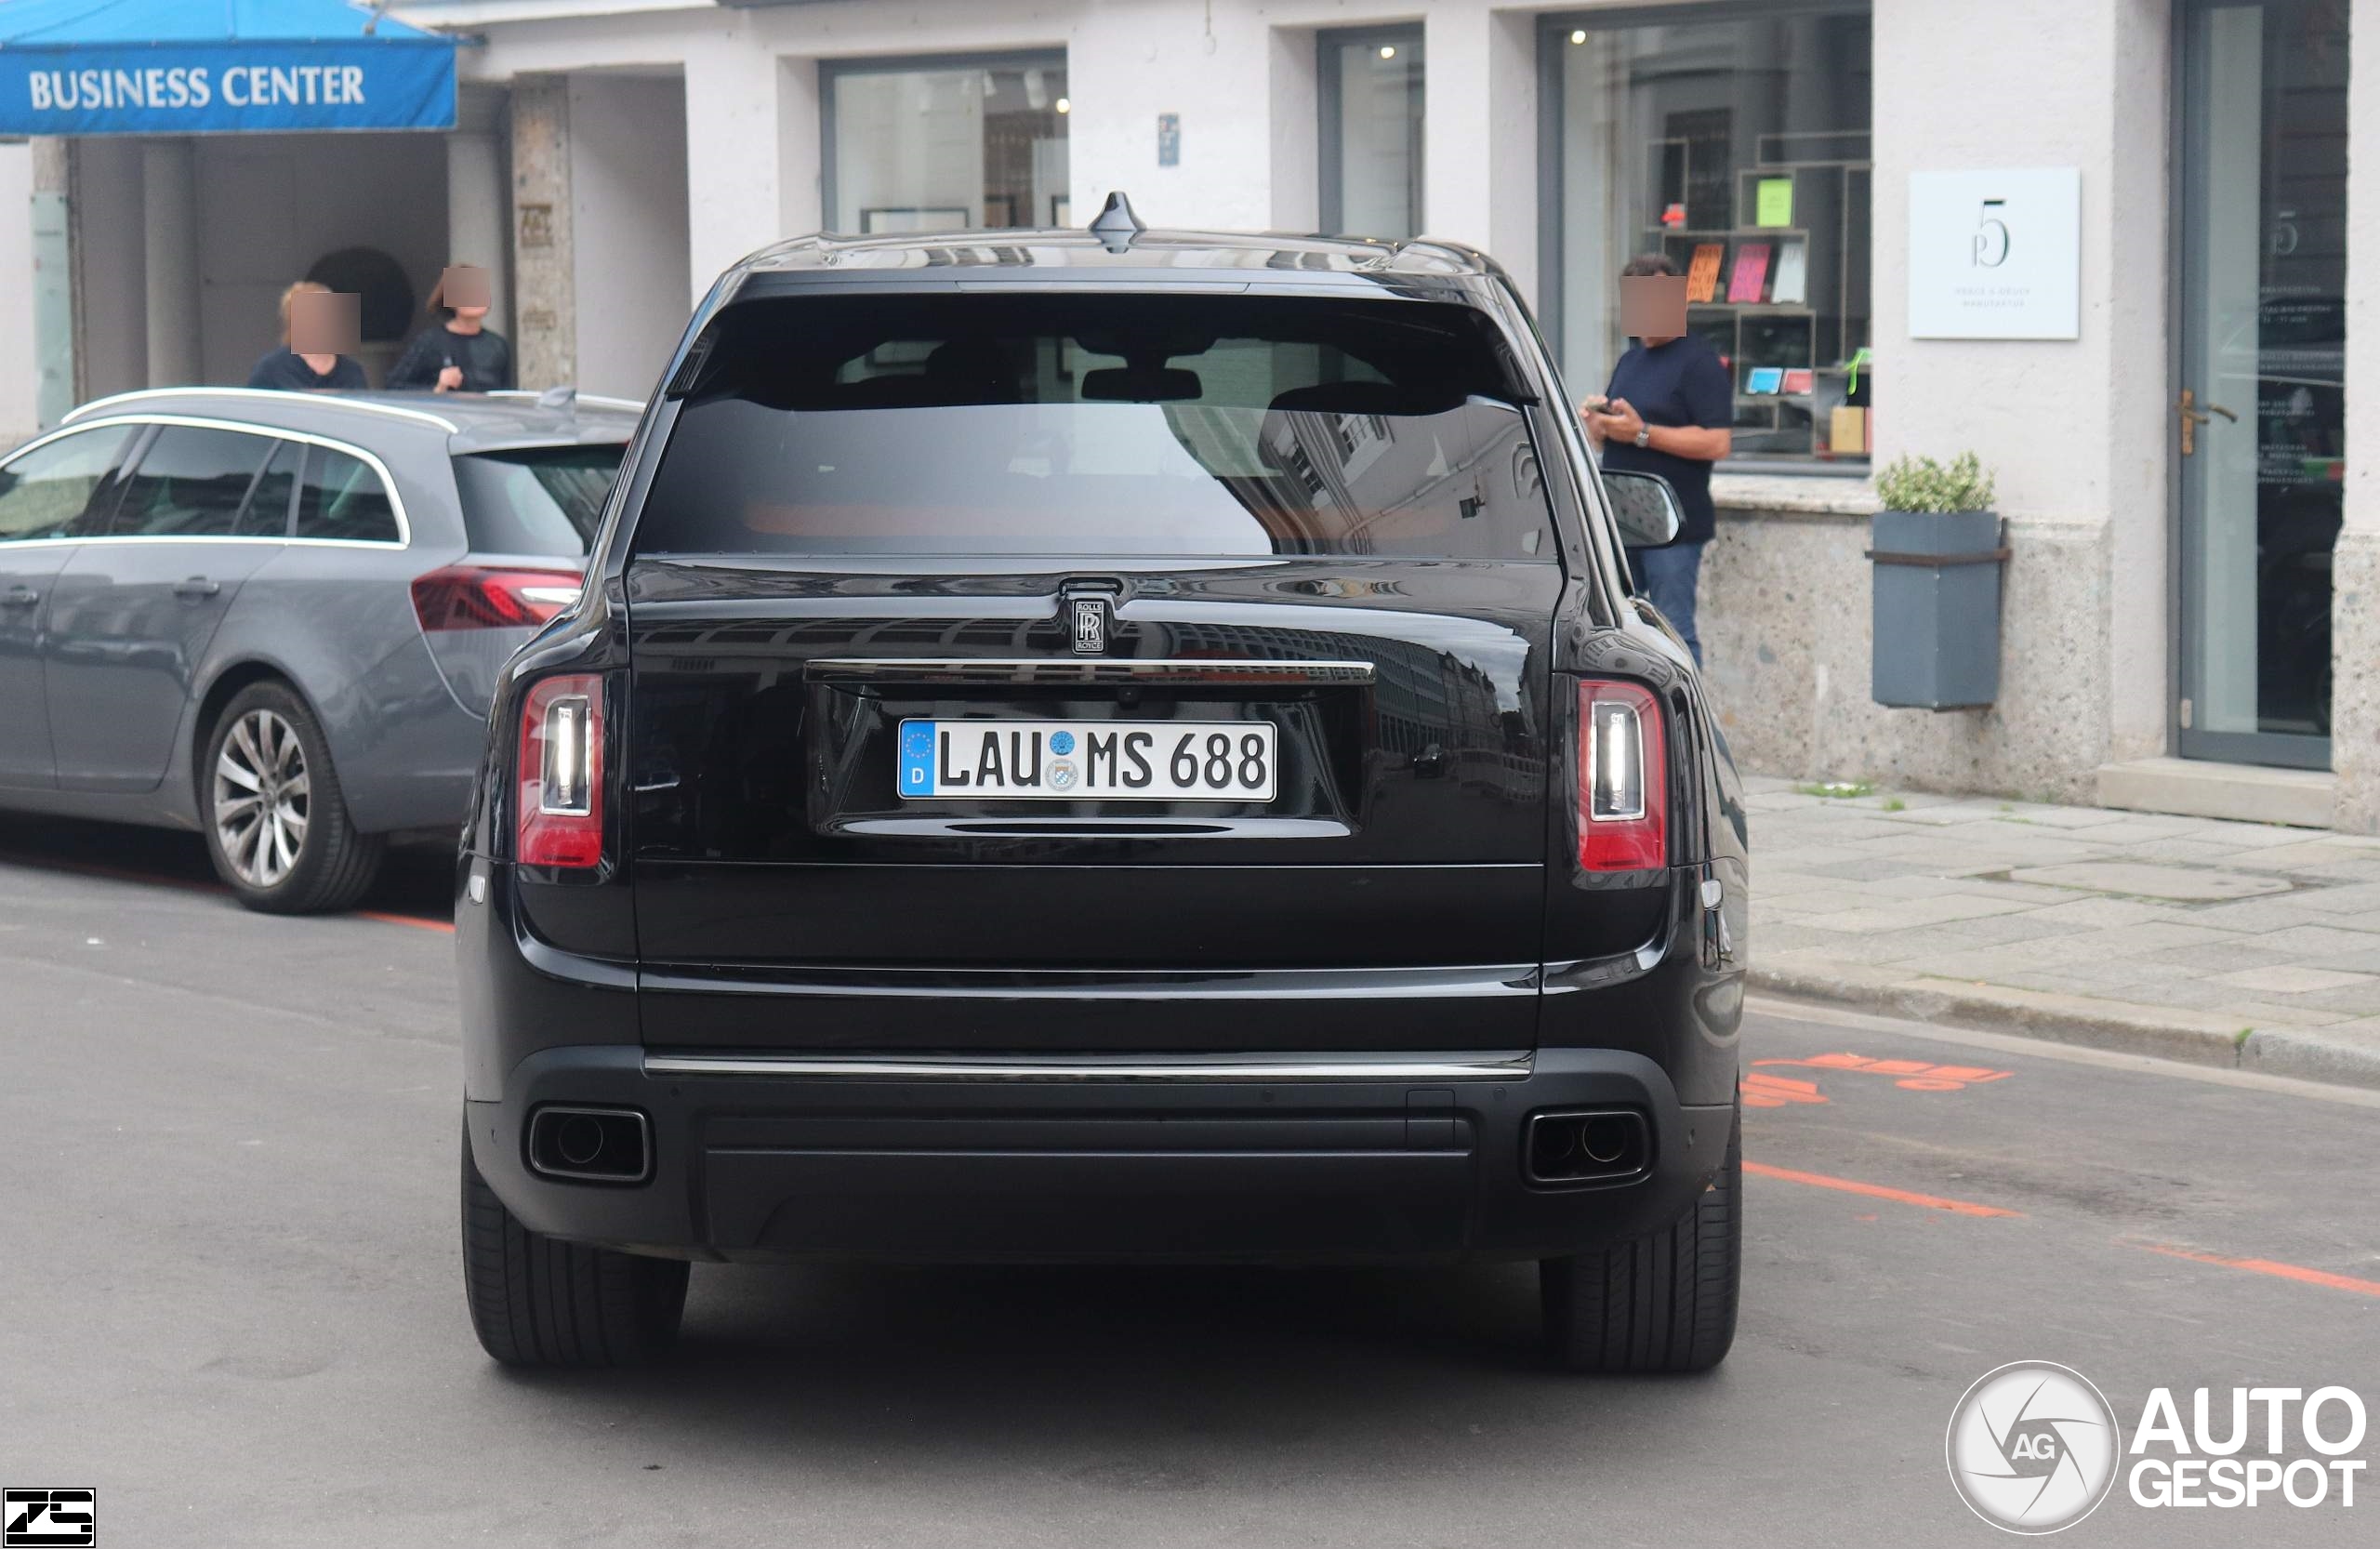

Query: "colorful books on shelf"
(1781, 367), (1814, 395)
(1686, 244), (1724, 303)
(1727, 244), (1771, 303)
(1745, 366), (1785, 395)
(1770, 242), (1809, 305)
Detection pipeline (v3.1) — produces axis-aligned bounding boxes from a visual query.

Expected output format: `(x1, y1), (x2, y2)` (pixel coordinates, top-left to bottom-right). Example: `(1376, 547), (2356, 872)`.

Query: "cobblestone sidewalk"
(1742, 776), (2380, 1087)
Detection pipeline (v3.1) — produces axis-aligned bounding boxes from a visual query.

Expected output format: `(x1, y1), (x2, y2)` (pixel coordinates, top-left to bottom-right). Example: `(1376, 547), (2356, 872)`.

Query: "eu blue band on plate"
(898, 722), (937, 799)
(0, 40), (456, 134)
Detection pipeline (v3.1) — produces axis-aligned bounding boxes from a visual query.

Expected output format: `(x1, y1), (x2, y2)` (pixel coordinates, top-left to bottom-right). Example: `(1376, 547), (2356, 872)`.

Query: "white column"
(448, 86), (511, 336)
(140, 139), (201, 388)
(683, 33), (790, 309)
(1421, 5), (1537, 304)
(1267, 23), (1320, 232)
(1871, 0), (2170, 783)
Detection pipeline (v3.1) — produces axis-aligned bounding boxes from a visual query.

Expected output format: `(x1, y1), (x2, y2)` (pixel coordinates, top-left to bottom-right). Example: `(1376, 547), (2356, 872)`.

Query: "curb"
(1748, 960), (2380, 1092)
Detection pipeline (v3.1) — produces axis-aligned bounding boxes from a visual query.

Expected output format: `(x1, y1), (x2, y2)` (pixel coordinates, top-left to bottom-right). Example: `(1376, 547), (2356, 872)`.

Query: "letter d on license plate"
(897, 720), (1276, 801)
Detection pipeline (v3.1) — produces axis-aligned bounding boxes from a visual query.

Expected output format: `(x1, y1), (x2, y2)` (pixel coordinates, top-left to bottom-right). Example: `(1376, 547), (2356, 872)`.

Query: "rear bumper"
(466, 1043), (1734, 1264)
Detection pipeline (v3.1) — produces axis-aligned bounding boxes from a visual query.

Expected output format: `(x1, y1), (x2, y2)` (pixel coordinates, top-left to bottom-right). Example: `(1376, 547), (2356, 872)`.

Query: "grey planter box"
(1869, 509), (2006, 709)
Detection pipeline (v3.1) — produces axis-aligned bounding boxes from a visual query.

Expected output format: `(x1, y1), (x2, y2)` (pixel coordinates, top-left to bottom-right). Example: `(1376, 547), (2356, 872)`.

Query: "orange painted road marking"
(1751, 1053), (2013, 1094)
(2131, 1240), (2380, 1300)
(356, 911), (456, 934)
(1743, 1159), (2023, 1219)
(1743, 1071), (1830, 1108)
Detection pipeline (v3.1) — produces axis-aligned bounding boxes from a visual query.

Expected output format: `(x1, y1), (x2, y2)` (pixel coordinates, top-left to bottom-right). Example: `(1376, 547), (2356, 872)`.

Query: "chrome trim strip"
(485, 390), (647, 414)
(804, 657), (1376, 685)
(641, 1051), (1535, 1082)
(65, 387), (462, 433)
(5, 414), (415, 549)
(641, 962), (1540, 1001)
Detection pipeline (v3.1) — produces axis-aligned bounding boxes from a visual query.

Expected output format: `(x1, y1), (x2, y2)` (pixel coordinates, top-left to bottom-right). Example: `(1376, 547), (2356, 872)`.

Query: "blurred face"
(1620, 274), (1687, 347)
(288, 290), (360, 357)
(452, 304), (490, 325)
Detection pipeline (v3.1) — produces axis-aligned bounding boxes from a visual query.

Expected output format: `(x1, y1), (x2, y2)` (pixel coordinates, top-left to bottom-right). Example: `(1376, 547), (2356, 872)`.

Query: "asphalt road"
(1, 814), (2374, 1548)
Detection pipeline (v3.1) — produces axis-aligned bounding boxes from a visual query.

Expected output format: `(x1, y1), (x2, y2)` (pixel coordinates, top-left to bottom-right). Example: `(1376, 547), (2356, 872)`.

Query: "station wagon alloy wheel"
(214, 708), (310, 888)
(200, 681), (382, 915)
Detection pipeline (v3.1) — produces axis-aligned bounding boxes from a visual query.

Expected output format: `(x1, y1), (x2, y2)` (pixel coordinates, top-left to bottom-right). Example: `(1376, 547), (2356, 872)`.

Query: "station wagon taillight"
(517, 675), (603, 867)
(1577, 679), (1666, 872)
(411, 564), (584, 631)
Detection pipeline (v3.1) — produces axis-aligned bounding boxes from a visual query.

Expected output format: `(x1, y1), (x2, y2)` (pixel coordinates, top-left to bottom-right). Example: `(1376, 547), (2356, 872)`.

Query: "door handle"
(2177, 388), (2239, 457)
(173, 576), (222, 599)
(1, 585), (37, 607)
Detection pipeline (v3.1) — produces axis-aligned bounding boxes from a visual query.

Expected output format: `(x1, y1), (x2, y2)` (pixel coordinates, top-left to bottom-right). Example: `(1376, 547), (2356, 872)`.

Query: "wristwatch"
(1633, 424), (1652, 448)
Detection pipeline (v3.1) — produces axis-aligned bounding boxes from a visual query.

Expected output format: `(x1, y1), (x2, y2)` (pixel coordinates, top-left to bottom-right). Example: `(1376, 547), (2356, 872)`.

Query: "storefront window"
(1319, 27), (1424, 240)
(1547, 6), (1872, 465)
(825, 54), (1070, 235)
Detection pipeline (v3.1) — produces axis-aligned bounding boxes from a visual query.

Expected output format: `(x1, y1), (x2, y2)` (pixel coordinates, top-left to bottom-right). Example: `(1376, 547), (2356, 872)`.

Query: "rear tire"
(1540, 1104), (1740, 1373)
(200, 681), (383, 914)
(460, 1119), (688, 1368)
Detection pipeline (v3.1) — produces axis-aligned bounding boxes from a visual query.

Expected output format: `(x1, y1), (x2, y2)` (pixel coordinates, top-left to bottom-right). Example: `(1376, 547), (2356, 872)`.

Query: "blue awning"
(0, 0), (456, 136)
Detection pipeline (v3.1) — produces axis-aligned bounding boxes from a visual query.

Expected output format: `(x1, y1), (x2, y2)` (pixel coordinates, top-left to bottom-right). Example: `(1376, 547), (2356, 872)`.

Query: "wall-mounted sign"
(1908, 167), (2081, 339)
(1157, 113), (1181, 167)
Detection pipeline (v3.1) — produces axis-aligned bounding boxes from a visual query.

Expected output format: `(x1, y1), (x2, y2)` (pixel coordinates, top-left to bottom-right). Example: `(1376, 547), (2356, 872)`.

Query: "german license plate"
(897, 720), (1277, 801)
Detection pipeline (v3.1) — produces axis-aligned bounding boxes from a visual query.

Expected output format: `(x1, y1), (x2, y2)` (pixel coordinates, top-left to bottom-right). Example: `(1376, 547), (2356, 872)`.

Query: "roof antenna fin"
(1089, 192), (1145, 253)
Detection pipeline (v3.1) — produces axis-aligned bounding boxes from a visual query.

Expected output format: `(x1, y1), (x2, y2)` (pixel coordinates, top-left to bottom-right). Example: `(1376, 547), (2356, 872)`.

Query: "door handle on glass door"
(2177, 388), (2238, 457)
(173, 576), (221, 599)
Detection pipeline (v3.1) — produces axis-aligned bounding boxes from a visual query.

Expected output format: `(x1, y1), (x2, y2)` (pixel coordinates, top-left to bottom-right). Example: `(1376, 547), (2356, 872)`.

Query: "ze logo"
(3, 1489), (96, 1547)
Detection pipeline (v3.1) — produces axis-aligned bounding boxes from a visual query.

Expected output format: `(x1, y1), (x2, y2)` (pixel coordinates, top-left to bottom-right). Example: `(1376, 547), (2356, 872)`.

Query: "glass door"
(2175, 0), (2347, 769)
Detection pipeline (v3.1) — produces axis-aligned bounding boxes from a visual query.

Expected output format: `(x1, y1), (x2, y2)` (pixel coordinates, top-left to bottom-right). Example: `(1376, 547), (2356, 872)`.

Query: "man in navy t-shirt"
(1583, 254), (1734, 665)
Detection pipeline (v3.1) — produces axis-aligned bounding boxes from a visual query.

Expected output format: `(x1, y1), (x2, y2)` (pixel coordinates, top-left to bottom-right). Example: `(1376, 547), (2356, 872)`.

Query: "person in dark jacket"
(246, 281), (367, 391)
(1582, 253), (1733, 666)
(387, 264), (513, 393)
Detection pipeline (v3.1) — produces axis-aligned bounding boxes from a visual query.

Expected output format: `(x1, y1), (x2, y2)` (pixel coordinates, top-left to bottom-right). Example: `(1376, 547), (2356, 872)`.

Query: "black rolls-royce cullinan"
(456, 197), (1751, 1374)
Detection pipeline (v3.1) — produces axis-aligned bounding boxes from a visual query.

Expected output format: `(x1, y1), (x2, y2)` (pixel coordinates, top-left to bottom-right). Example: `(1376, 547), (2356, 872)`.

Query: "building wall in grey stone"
(509, 76), (574, 391)
(2333, 530), (2379, 835)
(1699, 504), (2116, 809)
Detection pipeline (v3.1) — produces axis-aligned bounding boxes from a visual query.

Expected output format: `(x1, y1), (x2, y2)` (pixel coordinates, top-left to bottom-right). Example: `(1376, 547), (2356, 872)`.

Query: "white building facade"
(11, 0), (2375, 830)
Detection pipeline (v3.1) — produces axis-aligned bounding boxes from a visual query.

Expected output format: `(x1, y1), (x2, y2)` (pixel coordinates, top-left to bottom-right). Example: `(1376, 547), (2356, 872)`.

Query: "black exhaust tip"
(1524, 1108), (1651, 1185)
(526, 1106), (651, 1184)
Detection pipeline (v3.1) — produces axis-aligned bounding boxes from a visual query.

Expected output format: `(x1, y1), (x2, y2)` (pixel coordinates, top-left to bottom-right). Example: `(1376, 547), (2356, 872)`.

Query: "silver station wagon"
(0, 389), (633, 912)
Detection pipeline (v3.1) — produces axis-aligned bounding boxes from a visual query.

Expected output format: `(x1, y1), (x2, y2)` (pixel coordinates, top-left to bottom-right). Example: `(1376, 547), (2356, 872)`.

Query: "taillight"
(411, 564), (584, 631)
(1577, 679), (1666, 871)
(517, 674), (604, 867)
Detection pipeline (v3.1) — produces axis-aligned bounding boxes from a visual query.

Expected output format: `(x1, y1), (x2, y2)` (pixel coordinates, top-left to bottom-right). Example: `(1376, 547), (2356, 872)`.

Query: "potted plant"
(1869, 452), (2004, 709)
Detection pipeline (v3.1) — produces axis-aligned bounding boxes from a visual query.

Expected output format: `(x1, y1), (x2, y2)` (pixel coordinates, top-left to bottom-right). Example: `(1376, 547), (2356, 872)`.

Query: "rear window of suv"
(455, 444), (625, 557)
(634, 294), (1556, 562)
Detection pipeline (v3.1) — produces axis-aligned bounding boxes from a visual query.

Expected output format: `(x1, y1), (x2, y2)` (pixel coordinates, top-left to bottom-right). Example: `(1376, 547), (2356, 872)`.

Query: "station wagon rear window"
(455, 444), (624, 556)
(634, 294), (1555, 561)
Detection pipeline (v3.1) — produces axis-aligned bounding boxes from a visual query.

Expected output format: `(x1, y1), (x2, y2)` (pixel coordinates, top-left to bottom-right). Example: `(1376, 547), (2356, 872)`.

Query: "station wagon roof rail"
(65, 386), (465, 433)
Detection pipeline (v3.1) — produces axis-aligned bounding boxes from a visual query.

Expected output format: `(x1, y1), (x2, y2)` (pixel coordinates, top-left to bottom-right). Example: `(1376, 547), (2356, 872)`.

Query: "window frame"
(819, 48), (1071, 238)
(0, 416), (413, 549)
(0, 421), (142, 543)
(104, 422), (282, 539)
(1316, 22), (1426, 239)
(1537, 0), (1873, 476)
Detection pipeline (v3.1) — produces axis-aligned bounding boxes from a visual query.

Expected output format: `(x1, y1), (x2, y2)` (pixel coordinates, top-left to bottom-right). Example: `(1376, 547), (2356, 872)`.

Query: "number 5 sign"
(1908, 167), (2081, 339)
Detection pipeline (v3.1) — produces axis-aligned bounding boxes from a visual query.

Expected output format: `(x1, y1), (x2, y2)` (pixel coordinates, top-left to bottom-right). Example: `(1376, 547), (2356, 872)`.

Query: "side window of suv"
(0, 424), (136, 541)
(295, 446), (401, 544)
(112, 425), (278, 536)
